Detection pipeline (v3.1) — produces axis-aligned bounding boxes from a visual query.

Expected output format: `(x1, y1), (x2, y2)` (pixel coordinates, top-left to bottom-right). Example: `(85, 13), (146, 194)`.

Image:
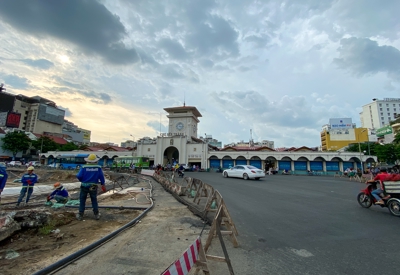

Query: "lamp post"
(358, 129), (367, 174)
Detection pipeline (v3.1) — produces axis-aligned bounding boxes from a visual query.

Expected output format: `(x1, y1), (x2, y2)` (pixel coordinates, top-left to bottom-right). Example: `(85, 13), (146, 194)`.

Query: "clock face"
(176, 122), (184, 131)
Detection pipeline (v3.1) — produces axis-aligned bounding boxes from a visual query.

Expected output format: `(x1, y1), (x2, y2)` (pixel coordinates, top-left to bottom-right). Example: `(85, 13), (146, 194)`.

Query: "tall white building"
(360, 98), (400, 130)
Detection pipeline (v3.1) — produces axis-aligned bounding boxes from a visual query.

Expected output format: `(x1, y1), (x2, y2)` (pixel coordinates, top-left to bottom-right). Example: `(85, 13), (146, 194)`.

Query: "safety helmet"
(84, 154), (99, 163)
(27, 166), (35, 171)
(54, 182), (62, 188)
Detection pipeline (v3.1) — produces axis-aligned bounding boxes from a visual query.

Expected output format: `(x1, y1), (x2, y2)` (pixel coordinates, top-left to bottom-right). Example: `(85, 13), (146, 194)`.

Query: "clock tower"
(164, 105), (202, 138)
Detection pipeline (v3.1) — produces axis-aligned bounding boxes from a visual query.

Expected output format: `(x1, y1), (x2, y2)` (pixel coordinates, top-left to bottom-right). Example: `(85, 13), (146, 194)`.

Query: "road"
(186, 172), (400, 275)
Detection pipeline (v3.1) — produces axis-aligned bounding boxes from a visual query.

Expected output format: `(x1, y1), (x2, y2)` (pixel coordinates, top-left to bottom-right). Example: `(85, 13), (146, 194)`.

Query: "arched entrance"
(163, 146), (179, 165)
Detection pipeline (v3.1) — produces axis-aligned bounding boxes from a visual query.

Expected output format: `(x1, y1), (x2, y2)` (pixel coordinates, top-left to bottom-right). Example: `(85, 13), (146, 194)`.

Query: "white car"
(8, 161), (22, 167)
(223, 165), (265, 180)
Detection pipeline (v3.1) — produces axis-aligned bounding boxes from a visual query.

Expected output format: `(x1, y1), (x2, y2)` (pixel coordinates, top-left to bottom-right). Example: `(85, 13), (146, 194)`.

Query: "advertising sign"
(0, 112), (7, 127)
(329, 118), (353, 129)
(6, 112), (21, 128)
(376, 125), (393, 137)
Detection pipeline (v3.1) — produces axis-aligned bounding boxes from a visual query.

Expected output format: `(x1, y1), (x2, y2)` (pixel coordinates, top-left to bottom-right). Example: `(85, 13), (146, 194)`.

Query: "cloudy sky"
(0, 0), (399, 148)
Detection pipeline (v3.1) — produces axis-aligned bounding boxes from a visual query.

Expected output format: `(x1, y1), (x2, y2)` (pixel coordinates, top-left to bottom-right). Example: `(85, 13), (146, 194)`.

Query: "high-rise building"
(320, 118), (368, 151)
(360, 98), (400, 130)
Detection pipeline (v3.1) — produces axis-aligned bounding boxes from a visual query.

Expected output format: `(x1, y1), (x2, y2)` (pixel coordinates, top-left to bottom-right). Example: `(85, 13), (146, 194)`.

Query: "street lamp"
(358, 129), (367, 174)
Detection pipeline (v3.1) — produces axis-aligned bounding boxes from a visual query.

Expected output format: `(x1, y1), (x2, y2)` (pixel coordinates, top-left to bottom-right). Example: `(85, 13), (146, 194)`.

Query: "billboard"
(6, 112), (21, 128)
(329, 118), (353, 129)
(37, 104), (65, 125)
(0, 112), (7, 127)
(376, 125), (393, 137)
(0, 93), (15, 112)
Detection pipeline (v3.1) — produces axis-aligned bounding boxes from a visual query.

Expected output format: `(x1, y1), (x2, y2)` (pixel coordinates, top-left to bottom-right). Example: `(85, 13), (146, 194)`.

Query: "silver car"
(223, 165), (265, 180)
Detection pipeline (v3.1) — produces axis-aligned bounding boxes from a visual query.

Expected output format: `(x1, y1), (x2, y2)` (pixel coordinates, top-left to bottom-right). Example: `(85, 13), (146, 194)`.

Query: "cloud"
(0, 0), (139, 65)
(20, 58), (54, 70)
(158, 38), (189, 60)
(334, 37), (400, 81)
(0, 73), (30, 89)
(59, 106), (73, 117)
(51, 76), (84, 89)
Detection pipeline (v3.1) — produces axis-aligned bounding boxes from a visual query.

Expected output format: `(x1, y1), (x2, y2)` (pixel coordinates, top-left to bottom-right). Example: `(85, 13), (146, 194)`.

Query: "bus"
(55, 154), (90, 169)
(113, 156), (150, 171)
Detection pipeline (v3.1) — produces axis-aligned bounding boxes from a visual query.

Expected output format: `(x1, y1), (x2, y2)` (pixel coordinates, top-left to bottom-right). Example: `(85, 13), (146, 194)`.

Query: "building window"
(380, 108), (382, 111)
(395, 108), (397, 111)
(379, 104), (382, 107)
(387, 108), (390, 111)
(386, 104), (389, 106)
(380, 112), (383, 116)
(147, 148), (150, 152)
(388, 113), (390, 116)
(381, 117), (384, 121)
(394, 104), (396, 107)
(389, 117), (391, 121)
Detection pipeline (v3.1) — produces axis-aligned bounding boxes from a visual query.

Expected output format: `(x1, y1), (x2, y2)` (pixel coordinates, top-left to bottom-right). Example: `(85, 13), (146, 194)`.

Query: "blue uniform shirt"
(76, 164), (105, 187)
(21, 172), (38, 187)
(0, 167), (8, 190)
(49, 186), (69, 199)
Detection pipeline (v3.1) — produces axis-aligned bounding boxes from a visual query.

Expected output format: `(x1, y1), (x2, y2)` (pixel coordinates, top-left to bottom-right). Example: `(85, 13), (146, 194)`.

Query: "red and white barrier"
(162, 237), (201, 275)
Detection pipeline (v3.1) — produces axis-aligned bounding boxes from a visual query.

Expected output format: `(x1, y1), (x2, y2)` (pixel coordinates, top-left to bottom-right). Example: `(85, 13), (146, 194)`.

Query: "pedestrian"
(17, 166), (38, 206)
(0, 163), (8, 200)
(76, 154), (106, 221)
(130, 162), (136, 173)
(47, 182), (69, 204)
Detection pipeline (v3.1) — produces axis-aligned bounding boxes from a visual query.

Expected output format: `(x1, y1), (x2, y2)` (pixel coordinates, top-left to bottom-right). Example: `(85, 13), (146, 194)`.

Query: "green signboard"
(376, 125), (393, 137)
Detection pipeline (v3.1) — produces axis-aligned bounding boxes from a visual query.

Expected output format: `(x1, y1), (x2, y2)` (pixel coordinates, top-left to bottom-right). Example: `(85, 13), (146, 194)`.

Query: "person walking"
(0, 163), (8, 203)
(17, 166), (38, 206)
(47, 182), (69, 204)
(76, 154), (106, 221)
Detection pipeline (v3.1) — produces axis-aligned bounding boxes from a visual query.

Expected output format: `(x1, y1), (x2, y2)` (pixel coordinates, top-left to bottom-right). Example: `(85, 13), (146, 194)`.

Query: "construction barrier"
(161, 236), (208, 275)
(154, 172), (237, 274)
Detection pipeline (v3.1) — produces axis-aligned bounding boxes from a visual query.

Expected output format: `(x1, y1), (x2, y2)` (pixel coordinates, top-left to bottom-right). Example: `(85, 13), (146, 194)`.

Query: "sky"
(0, 0), (399, 148)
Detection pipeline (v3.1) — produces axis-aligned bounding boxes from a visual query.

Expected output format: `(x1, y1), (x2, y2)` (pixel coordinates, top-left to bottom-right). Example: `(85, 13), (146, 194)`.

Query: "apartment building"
(360, 98), (400, 129)
(320, 118), (368, 151)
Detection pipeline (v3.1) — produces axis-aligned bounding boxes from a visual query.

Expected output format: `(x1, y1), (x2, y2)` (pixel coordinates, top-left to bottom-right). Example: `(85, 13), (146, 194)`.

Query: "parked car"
(222, 165), (265, 180)
(8, 161), (22, 167)
(26, 161), (41, 167)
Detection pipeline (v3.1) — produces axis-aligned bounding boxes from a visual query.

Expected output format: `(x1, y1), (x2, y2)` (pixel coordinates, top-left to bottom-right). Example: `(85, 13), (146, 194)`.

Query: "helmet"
(54, 182), (62, 188)
(84, 154), (99, 163)
(27, 166), (34, 171)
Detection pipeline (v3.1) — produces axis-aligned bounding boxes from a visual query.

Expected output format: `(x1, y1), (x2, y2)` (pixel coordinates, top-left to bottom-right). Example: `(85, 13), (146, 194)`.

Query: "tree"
(374, 143), (400, 165)
(31, 136), (58, 153)
(0, 131), (31, 159)
(79, 144), (89, 150)
(59, 142), (79, 151)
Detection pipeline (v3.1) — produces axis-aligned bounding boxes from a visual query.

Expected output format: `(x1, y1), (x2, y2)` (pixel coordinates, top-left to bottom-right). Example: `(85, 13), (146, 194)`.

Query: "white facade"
(360, 98), (400, 130)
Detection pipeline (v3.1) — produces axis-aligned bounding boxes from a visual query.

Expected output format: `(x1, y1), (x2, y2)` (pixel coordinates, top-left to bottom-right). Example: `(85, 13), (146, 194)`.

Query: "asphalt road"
(186, 172), (400, 275)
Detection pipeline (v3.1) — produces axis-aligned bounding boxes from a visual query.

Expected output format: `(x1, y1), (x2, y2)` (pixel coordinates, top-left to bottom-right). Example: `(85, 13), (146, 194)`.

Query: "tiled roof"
(34, 133), (68, 145)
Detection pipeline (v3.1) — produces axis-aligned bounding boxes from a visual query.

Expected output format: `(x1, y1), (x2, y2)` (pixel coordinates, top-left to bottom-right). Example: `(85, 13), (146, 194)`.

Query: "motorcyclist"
(178, 164), (185, 177)
(366, 167), (390, 204)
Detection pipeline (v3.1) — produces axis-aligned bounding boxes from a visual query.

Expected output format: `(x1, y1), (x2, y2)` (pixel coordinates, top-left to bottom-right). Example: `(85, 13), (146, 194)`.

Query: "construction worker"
(0, 163), (8, 196)
(76, 154), (106, 221)
(47, 182), (69, 204)
(17, 166), (38, 206)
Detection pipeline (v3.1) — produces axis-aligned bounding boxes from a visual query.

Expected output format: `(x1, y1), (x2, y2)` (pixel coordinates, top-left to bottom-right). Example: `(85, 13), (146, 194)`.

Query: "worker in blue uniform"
(76, 154), (106, 220)
(0, 163), (8, 199)
(47, 182), (69, 204)
(17, 166), (38, 206)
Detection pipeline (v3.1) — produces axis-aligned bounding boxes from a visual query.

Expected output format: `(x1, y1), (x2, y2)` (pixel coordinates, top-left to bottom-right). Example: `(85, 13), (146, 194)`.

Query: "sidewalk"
(52, 178), (206, 275)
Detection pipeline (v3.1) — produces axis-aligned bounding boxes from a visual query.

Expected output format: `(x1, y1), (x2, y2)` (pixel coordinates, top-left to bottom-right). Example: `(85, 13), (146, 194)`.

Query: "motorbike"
(178, 169), (184, 178)
(357, 180), (400, 217)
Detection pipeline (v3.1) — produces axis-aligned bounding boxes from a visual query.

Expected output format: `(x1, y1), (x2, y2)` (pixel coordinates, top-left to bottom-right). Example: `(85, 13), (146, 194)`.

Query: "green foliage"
(31, 136), (58, 153)
(0, 131), (31, 158)
(374, 143), (400, 165)
(38, 220), (56, 235)
(58, 142), (79, 151)
(79, 144), (89, 150)
(393, 133), (400, 145)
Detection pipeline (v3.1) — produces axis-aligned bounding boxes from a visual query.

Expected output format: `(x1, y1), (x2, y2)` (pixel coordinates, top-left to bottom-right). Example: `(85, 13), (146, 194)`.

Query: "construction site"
(0, 168), (238, 275)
